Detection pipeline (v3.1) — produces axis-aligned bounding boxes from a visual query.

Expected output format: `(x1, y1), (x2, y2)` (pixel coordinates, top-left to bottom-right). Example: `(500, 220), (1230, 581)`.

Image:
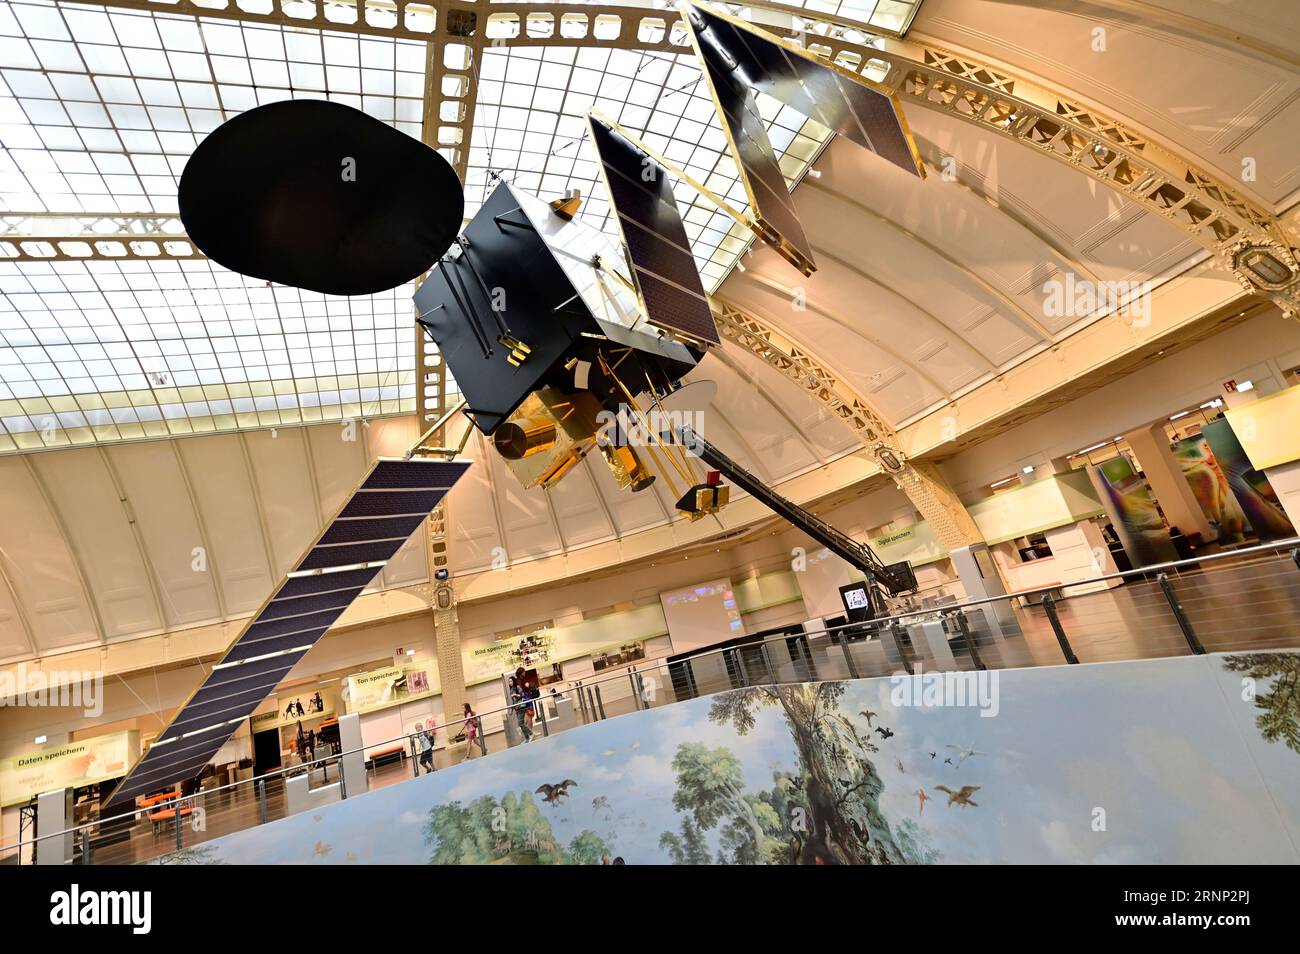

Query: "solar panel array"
(688, 21), (817, 275)
(102, 456), (469, 812)
(588, 117), (720, 346)
(687, 3), (925, 179)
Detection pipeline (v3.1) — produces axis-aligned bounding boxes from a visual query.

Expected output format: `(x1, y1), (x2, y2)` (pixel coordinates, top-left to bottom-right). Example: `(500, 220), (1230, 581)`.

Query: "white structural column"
(1123, 423), (1217, 544)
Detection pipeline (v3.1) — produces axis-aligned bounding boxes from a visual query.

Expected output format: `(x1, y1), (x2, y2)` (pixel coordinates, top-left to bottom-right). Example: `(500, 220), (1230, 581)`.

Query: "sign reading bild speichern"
(465, 631), (558, 684)
(0, 731), (139, 807)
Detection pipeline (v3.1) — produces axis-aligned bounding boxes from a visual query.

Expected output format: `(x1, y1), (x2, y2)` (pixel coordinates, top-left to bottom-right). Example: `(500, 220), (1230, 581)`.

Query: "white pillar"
(36, 789), (71, 865)
(337, 713), (367, 799)
(1124, 422), (1217, 543)
(949, 543), (1020, 637)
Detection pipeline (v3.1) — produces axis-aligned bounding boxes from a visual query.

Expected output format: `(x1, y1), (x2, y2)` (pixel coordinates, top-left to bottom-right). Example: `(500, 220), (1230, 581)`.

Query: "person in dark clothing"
(509, 678), (533, 743)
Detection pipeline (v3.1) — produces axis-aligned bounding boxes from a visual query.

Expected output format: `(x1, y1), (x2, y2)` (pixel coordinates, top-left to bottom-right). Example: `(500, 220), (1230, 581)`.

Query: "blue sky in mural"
(191, 653), (1299, 864)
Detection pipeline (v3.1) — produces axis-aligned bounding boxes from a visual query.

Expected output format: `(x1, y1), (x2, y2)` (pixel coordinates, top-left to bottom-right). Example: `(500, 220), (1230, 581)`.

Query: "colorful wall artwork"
(1202, 418), (1296, 540)
(1171, 434), (1250, 543)
(1089, 456), (1178, 565)
(161, 651), (1300, 865)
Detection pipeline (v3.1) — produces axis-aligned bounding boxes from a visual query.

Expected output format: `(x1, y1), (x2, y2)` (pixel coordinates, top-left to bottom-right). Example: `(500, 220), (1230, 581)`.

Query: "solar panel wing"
(587, 116), (721, 346)
(685, 14), (816, 276)
(102, 457), (470, 813)
(684, 2), (925, 180)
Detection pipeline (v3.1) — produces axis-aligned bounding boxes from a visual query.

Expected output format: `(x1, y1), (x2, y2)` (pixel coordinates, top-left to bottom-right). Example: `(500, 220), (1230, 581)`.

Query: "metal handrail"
(0, 657), (679, 855)
(6, 535), (1299, 857)
(802, 536), (1300, 635)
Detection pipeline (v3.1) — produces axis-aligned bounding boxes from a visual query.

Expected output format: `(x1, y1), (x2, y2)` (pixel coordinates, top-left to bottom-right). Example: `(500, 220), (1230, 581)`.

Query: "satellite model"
(128, 0), (928, 816)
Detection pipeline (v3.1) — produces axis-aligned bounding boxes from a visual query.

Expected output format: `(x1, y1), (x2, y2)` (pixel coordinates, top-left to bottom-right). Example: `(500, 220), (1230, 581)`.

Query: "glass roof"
(724, 0), (922, 33)
(0, 0), (919, 452)
(0, 0), (427, 450)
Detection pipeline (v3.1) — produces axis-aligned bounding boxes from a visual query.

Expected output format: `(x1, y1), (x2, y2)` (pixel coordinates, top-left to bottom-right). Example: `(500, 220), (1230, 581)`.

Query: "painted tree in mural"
(423, 790), (610, 864)
(659, 816), (712, 865)
(567, 829), (611, 865)
(667, 742), (783, 863)
(707, 684), (905, 865)
(1223, 653), (1300, 753)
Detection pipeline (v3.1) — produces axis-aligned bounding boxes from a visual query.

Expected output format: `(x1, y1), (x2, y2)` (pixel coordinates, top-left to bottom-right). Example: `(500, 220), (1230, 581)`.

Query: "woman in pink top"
(462, 702), (479, 759)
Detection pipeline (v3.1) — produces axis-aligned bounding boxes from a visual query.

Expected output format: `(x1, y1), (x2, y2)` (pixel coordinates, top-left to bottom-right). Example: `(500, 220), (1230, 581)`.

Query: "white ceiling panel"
(543, 460), (616, 549)
(0, 453), (97, 650)
(105, 438), (222, 629)
(444, 430), (506, 572)
(30, 446), (161, 639)
(175, 432), (274, 616)
(244, 426), (322, 578)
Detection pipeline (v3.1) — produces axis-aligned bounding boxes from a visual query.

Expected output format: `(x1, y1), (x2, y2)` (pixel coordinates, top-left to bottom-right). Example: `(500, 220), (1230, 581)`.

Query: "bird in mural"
(934, 785), (981, 808)
(943, 757), (954, 766)
(915, 788), (931, 816)
(535, 779), (578, 804)
(875, 726), (894, 740)
(848, 817), (870, 845)
(894, 758), (906, 774)
(592, 796), (610, 814)
(859, 709), (878, 727)
(945, 744), (984, 767)
(928, 752), (937, 760)
(313, 840), (332, 856)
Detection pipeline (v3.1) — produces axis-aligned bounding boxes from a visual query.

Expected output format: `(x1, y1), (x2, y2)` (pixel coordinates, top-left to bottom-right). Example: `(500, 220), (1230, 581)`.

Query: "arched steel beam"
(809, 241), (1027, 356)
(97, 446), (169, 631)
(801, 179), (1058, 340)
(20, 455), (110, 644)
(170, 438), (229, 620)
(709, 300), (984, 550)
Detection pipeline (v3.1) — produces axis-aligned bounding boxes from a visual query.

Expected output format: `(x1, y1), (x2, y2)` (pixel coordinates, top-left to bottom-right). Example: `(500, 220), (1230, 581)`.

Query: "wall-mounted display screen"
(660, 578), (744, 654)
(840, 584), (870, 614)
